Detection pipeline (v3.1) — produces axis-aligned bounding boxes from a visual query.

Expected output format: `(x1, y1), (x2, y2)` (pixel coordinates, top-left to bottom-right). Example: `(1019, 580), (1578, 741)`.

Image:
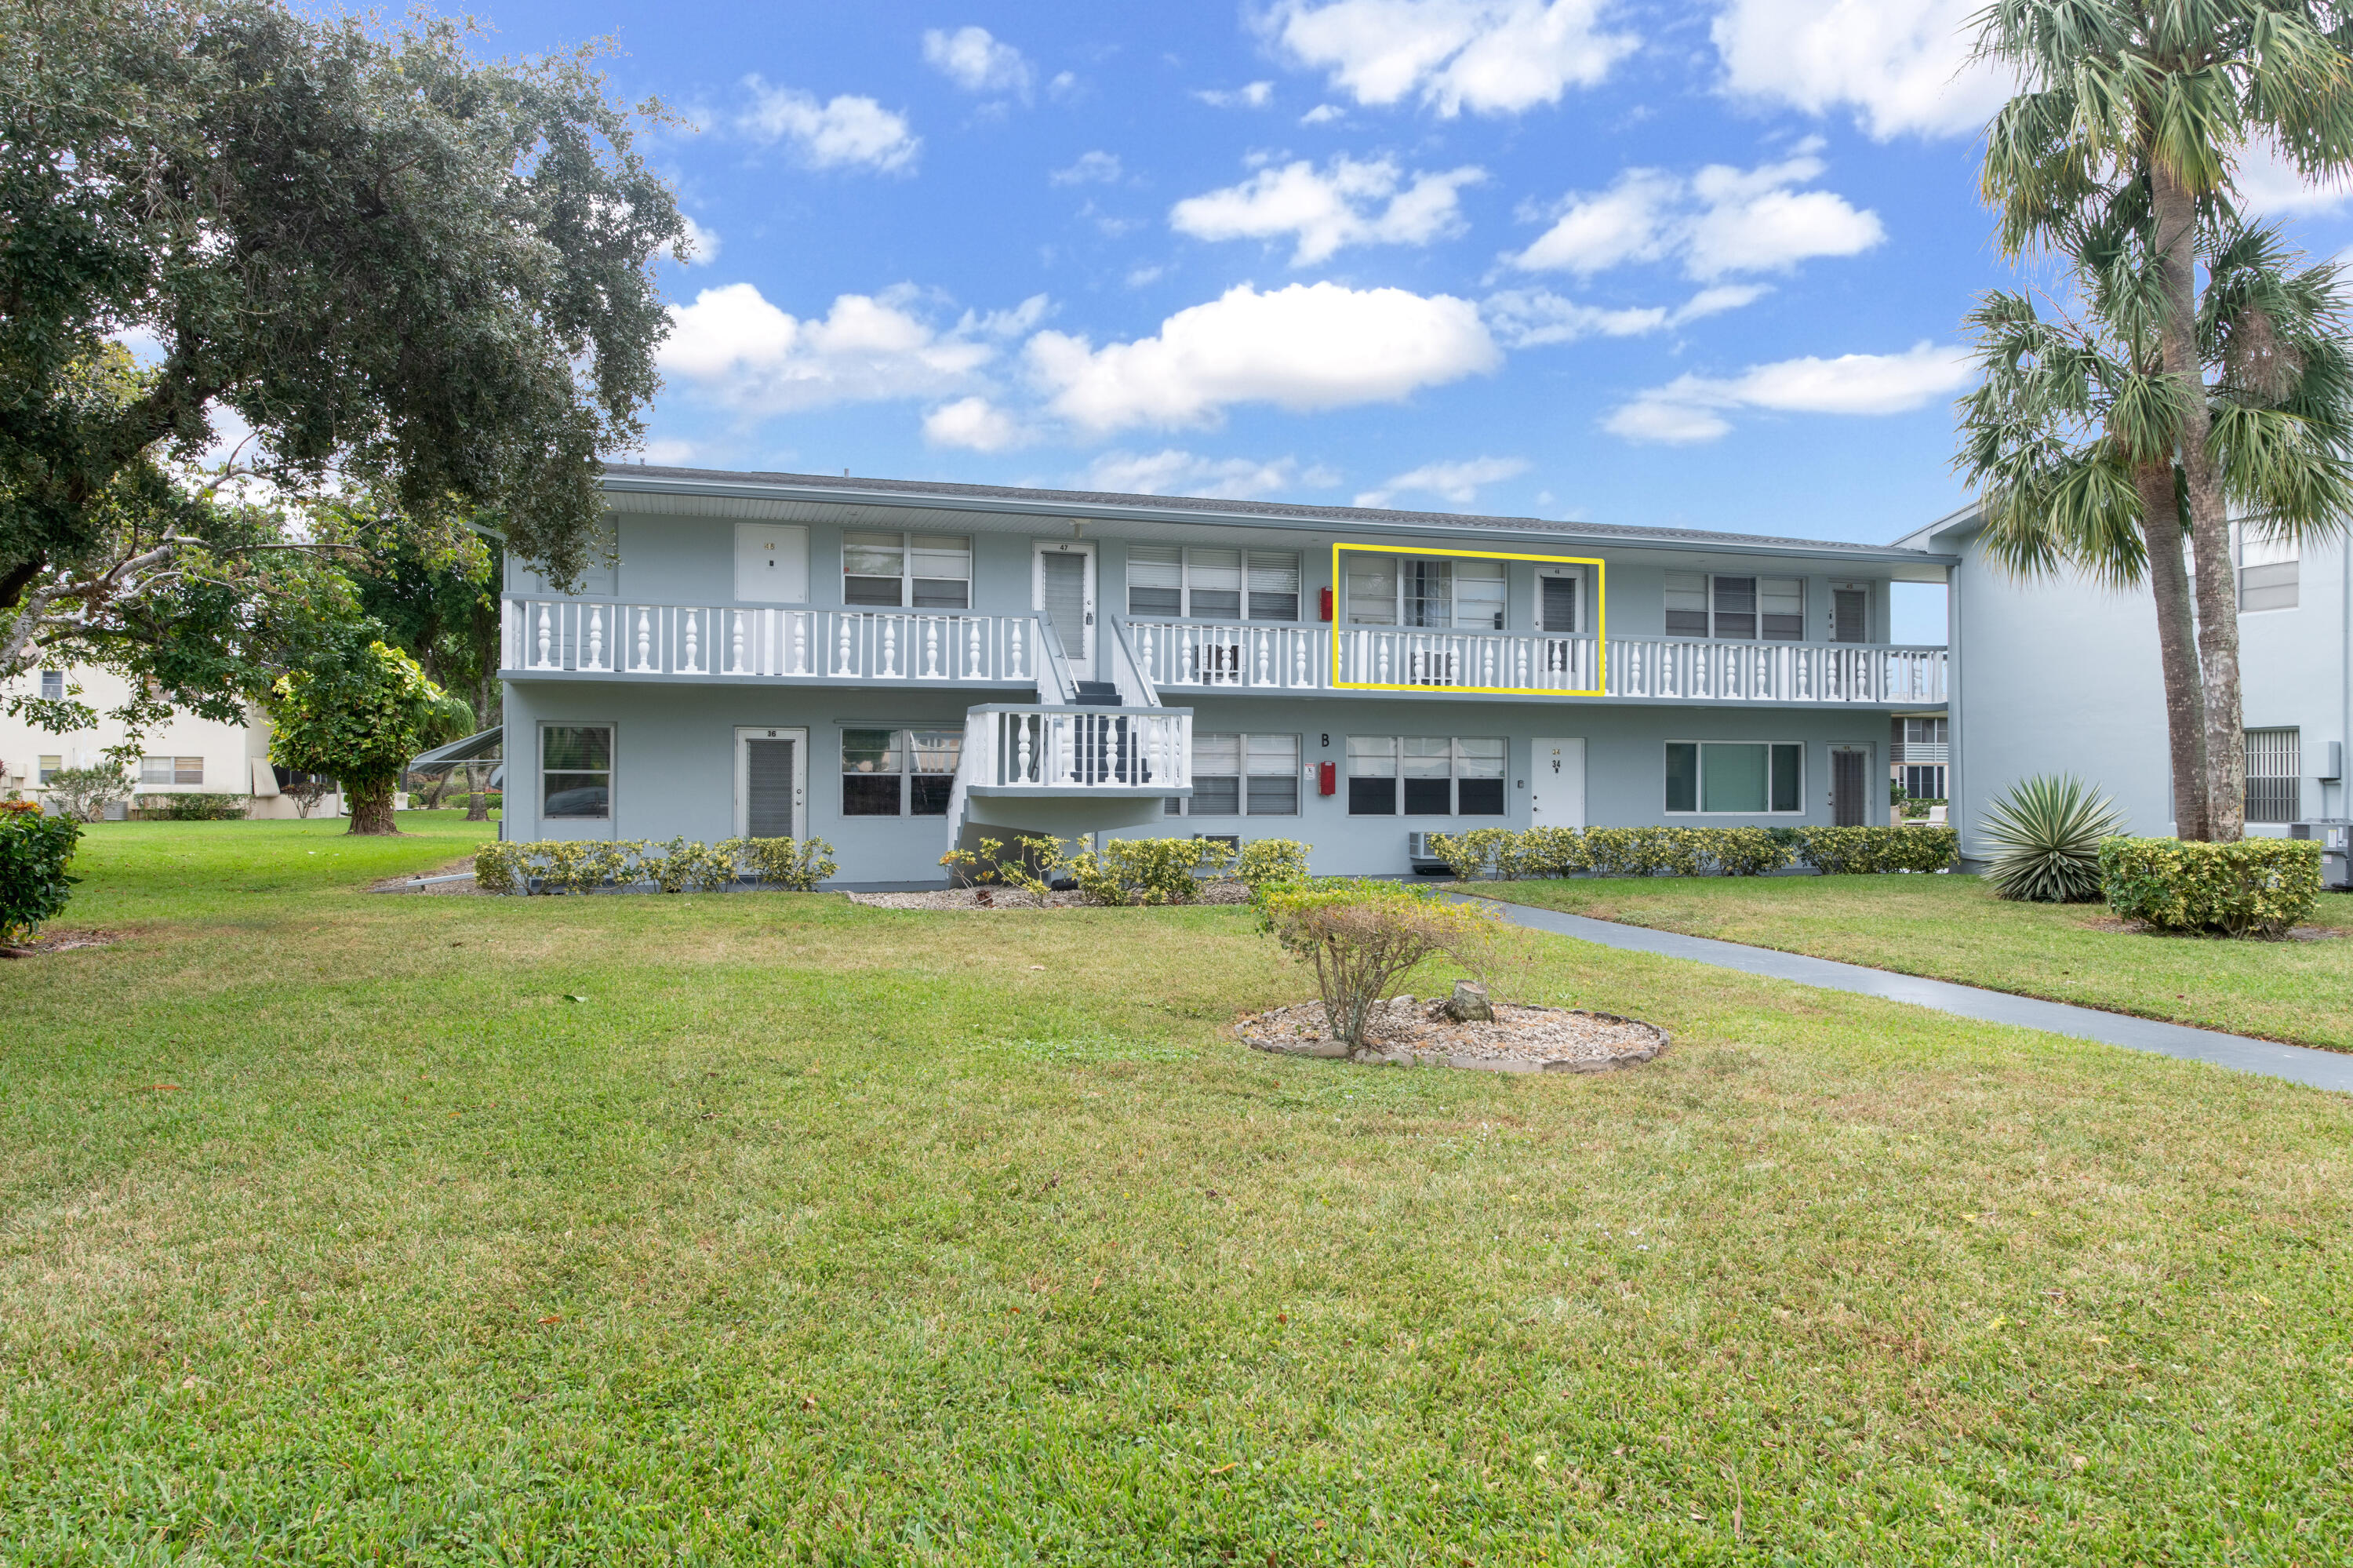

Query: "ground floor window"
(140, 755), (204, 786)
(1169, 733), (1300, 817)
(542, 725), (613, 819)
(2246, 728), (2300, 824)
(1900, 764), (1945, 800)
(1667, 741), (1802, 814)
(842, 727), (962, 817)
(1347, 736), (1506, 816)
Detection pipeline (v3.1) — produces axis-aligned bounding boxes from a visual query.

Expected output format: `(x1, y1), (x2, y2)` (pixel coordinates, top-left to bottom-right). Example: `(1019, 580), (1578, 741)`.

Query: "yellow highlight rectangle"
(1329, 543), (1606, 696)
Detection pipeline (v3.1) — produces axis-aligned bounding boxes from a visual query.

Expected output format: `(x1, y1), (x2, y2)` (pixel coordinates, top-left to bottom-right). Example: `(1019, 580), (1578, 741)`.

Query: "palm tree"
(1957, 200), (2353, 839)
(1975, 0), (2353, 839)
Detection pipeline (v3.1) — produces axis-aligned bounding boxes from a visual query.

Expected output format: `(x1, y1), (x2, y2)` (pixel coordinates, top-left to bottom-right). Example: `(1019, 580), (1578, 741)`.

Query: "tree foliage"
(264, 638), (470, 835)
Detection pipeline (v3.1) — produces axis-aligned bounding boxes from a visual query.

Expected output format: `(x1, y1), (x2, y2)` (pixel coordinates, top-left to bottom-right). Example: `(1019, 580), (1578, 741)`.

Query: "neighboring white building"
(0, 663), (329, 818)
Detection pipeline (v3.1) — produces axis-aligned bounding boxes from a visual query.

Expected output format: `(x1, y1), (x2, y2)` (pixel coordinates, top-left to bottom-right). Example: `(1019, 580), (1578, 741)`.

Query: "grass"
(4, 820), (2352, 1563)
(1479, 873), (2353, 1053)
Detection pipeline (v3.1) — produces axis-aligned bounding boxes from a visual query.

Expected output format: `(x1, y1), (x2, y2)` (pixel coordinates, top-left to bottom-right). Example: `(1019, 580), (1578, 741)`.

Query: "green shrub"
(474, 836), (838, 896)
(1232, 838), (1313, 890)
(0, 810), (81, 942)
(1515, 826), (1591, 877)
(1426, 827), (1520, 880)
(2100, 837), (2322, 938)
(42, 765), (131, 824)
(1980, 776), (2124, 902)
(643, 836), (736, 893)
(137, 792), (248, 821)
(1708, 826), (1793, 876)
(732, 835), (837, 891)
(940, 835), (1061, 899)
(1253, 879), (1499, 1055)
(1060, 836), (1218, 906)
(1795, 825), (1960, 875)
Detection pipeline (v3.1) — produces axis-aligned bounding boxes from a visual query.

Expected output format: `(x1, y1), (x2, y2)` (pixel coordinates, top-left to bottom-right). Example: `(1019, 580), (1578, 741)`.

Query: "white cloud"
(1082, 449), (1339, 500)
(1355, 455), (1528, 508)
(1197, 81), (1276, 108)
(636, 438), (702, 466)
(923, 396), (1031, 451)
(1027, 281), (1500, 431)
(1170, 156), (1486, 266)
(1300, 104), (1346, 124)
(1604, 340), (1973, 443)
(1509, 145), (1882, 279)
(1482, 283), (1765, 347)
(1712, 0), (2009, 140)
(1051, 151), (1123, 186)
(660, 282), (1001, 413)
(2234, 140), (2353, 216)
(922, 26), (1034, 96)
(669, 214), (721, 266)
(1268, 0), (1636, 117)
(740, 82), (920, 173)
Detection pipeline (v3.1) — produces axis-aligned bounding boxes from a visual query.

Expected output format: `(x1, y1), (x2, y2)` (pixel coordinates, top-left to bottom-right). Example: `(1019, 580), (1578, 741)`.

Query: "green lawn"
(1481, 873), (2353, 1053)
(5, 821), (2353, 1563)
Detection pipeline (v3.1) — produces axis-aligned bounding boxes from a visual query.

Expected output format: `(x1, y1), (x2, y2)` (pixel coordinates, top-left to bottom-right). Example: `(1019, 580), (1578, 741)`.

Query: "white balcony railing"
(503, 599), (1039, 682)
(1599, 639), (1946, 704)
(1335, 629), (1598, 691)
(962, 704), (1193, 791)
(1130, 620), (1329, 691)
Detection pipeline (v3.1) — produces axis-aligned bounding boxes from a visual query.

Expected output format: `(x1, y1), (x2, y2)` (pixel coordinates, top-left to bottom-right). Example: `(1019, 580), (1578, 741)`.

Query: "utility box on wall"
(2289, 820), (2352, 890)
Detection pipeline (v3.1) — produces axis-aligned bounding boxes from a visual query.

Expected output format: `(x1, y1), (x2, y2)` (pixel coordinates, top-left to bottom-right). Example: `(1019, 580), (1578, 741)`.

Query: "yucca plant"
(1979, 775), (2127, 903)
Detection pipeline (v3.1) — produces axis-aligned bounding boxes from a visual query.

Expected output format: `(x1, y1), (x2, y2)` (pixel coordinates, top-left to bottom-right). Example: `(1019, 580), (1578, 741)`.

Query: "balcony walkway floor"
(1460, 893), (2353, 1093)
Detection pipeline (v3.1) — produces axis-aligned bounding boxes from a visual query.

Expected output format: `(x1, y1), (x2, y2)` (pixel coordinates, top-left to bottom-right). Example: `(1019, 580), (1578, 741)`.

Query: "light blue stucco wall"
(504, 678), (1896, 882)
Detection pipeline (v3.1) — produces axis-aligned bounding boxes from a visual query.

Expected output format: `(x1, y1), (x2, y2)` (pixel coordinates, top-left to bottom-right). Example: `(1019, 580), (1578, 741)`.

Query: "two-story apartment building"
(497, 466), (1954, 882)
(1901, 505), (2347, 857)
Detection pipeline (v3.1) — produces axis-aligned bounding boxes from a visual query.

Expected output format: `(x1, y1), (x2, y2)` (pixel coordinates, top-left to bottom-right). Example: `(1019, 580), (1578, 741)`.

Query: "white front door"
(1530, 737), (1585, 829)
(1033, 541), (1096, 675)
(734, 726), (808, 839)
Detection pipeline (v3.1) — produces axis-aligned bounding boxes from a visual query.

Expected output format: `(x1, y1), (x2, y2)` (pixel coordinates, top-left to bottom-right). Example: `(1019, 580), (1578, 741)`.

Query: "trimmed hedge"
(1428, 824), (1957, 880)
(136, 792), (249, 820)
(475, 836), (838, 896)
(2100, 837), (2322, 938)
(0, 809), (81, 942)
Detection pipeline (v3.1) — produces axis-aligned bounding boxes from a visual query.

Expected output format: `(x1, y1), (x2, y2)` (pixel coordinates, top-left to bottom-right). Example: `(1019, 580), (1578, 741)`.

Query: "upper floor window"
(1344, 556), (1506, 631)
(1902, 717), (1948, 747)
(38, 669), (64, 700)
(1127, 547), (1299, 621)
(843, 533), (970, 609)
(2239, 526), (2299, 612)
(1666, 573), (1804, 641)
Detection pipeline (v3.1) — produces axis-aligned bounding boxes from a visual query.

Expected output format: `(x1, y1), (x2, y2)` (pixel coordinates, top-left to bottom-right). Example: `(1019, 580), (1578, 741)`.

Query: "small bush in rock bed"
(2101, 837), (2322, 938)
(0, 809), (81, 942)
(1254, 879), (1500, 1056)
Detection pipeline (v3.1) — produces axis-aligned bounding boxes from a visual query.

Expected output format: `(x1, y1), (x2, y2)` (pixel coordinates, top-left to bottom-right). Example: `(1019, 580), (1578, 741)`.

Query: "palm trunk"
(346, 777), (399, 835)
(2149, 160), (2246, 841)
(464, 761), (489, 822)
(2131, 460), (2209, 839)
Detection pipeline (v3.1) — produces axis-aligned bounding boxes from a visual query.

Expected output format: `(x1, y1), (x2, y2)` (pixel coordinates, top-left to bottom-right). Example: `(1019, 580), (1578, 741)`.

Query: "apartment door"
(1034, 542), (1096, 677)
(734, 726), (808, 840)
(1829, 745), (1870, 827)
(1530, 738), (1585, 829)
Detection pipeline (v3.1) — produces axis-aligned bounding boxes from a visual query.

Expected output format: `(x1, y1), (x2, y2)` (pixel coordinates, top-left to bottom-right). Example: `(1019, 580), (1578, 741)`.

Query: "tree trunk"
(346, 777), (399, 835)
(2149, 160), (2246, 841)
(464, 761), (489, 822)
(2132, 460), (2210, 839)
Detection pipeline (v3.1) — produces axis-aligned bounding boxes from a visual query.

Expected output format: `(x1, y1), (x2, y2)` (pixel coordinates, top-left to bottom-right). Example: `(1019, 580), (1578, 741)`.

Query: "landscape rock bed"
(1236, 997), (1670, 1074)
(0, 929), (121, 958)
(849, 879), (1257, 911)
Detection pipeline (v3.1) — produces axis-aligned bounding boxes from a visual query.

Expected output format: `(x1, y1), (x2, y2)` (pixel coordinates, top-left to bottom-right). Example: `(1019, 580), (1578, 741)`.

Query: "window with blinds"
(1347, 556), (1505, 629)
(1165, 732), (1300, 817)
(2238, 526), (2300, 612)
(1666, 574), (1804, 640)
(1127, 547), (1300, 621)
(1346, 736), (1506, 816)
(2246, 728), (2300, 823)
(842, 533), (971, 609)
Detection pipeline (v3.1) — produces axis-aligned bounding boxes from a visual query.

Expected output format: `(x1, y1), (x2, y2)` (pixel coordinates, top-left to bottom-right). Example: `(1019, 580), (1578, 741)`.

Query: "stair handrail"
(1032, 617), (1076, 704)
(1101, 613), (1162, 708)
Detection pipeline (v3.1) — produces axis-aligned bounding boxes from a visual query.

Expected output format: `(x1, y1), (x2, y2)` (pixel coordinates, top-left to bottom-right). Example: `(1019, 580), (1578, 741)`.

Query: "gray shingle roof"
(602, 463), (1947, 559)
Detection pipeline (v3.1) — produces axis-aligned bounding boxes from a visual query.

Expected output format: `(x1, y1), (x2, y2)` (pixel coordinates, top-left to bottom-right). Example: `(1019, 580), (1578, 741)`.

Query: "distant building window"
(2238, 527), (2299, 612)
(1666, 741), (1804, 814)
(1167, 733), (1299, 817)
(2246, 728), (2300, 823)
(38, 669), (64, 700)
(1347, 736), (1506, 816)
(1665, 574), (1805, 641)
(1128, 548), (1300, 621)
(1900, 765), (1947, 800)
(138, 756), (203, 785)
(38, 755), (62, 784)
(1344, 557), (1506, 631)
(841, 727), (961, 817)
(541, 725), (613, 820)
(842, 533), (970, 609)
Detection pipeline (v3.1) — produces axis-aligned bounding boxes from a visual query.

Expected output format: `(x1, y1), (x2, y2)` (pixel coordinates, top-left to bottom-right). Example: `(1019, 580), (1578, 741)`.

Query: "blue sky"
(474, 0), (2353, 604)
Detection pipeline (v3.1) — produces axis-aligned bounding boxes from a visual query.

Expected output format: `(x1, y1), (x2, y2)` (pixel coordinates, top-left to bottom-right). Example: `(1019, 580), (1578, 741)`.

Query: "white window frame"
(1126, 546), (1301, 623)
(540, 722), (616, 824)
(38, 669), (65, 701)
(1166, 732), (1303, 817)
(1344, 735), (1509, 817)
(2246, 727), (2301, 823)
(842, 531), (973, 610)
(839, 725), (966, 818)
(1666, 573), (1806, 642)
(1664, 740), (1806, 816)
(37, 755), (63, 784)
(2237, 525), (2300, 613)
(1344, 557), (1509, 631)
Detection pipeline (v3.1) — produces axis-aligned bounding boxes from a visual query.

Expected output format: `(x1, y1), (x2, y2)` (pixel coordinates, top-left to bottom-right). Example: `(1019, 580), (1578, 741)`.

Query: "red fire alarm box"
(1318, 761), (1337, 796)
(1318, 586), (1334, 622)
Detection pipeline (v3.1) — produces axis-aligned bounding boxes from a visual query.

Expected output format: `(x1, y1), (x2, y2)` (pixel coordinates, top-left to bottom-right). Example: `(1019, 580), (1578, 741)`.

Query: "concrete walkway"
(1465, 895), (2353, 1094)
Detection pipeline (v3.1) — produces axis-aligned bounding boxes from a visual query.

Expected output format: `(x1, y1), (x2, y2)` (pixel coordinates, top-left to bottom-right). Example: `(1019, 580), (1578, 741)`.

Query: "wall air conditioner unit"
(1406, 831), (1451, 874)
(2289, 820), (2352, 890)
